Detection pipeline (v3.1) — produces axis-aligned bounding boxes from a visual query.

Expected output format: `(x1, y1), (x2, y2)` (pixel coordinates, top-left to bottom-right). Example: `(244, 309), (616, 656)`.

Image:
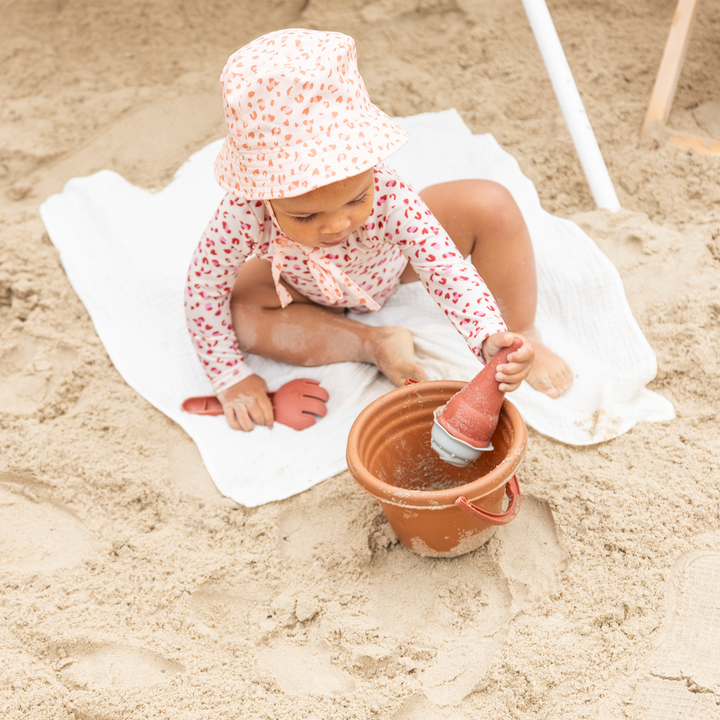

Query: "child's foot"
(366, 326), (426, 386)
(524, 331), (573, 399)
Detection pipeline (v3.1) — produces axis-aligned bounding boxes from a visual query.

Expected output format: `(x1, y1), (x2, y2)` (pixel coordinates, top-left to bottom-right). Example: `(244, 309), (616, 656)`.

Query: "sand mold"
(1, 0), (720, 717)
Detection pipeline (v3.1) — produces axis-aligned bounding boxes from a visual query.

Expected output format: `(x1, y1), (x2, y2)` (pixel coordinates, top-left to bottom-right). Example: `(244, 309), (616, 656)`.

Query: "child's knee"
(478, 181), (518, 218)
(442, 179), (519, 225)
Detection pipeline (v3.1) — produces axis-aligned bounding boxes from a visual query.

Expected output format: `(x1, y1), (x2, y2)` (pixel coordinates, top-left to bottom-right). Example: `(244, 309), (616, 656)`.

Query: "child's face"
(270, 169), (375, 247)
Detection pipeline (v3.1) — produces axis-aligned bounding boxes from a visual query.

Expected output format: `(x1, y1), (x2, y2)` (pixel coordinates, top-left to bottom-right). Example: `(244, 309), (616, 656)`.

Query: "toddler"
(185, 29), (572, 431)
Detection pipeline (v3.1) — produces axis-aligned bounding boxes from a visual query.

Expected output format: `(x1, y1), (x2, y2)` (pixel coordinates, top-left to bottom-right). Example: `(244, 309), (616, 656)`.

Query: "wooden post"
(643, 0), (700, 132)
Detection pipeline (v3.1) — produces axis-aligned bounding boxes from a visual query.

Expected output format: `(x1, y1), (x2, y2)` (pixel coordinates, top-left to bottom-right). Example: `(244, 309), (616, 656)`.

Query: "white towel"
(40, 110), (674, 507)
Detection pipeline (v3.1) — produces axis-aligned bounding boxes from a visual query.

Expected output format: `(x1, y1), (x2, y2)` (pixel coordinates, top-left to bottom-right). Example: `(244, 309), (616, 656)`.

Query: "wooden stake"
(643, 0), (700, 131)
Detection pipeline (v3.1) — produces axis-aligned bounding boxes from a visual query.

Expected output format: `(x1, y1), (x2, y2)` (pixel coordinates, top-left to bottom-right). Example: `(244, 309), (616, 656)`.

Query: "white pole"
(520, 0), (620, 211)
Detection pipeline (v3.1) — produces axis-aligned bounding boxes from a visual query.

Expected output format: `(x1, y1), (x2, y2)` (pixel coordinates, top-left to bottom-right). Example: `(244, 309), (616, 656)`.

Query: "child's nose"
(320, 214), (352, 234)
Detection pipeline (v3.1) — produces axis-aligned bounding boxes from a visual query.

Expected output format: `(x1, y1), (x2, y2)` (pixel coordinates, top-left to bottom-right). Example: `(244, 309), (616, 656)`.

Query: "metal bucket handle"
(455, 475), (521, 525)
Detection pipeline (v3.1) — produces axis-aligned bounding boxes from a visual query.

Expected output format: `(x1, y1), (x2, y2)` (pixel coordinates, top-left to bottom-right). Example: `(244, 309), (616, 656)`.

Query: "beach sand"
(1, 1), (719, 718)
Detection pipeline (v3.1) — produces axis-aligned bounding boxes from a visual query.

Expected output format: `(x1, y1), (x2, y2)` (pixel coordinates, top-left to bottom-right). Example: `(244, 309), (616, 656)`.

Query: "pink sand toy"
(431, 338), (523, 467)
(181, 378), (329, 431)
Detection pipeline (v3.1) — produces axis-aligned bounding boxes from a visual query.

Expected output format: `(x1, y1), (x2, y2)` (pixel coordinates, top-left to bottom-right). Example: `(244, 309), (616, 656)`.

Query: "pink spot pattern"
(185, 165), (507, 392)
(214, 29), (408, 200)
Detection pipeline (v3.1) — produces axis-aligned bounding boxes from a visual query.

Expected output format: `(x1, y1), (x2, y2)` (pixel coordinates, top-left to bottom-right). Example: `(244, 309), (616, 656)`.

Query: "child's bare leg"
(412, 180), (573, 398)
(230, 257), (426, 385)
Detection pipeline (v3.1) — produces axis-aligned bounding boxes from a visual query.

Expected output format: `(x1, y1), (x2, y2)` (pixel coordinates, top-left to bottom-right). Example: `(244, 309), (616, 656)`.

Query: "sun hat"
(214, 28), (409, 199)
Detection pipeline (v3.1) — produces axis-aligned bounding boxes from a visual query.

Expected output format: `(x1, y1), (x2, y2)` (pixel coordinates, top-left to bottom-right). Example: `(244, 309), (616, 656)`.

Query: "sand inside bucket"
(379, 433), (504, 493)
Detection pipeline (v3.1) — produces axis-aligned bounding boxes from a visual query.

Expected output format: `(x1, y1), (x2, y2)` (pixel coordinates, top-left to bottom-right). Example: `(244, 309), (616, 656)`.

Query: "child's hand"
(482, 332), (535, 392)
(217, 374), (274, 431)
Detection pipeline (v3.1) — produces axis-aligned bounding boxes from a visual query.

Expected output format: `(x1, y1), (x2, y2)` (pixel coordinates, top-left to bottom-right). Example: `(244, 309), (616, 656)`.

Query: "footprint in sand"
(189, 583), (273, 640)
(58, 642), (184, 690)
(0, 335), (77, 415)
(0, 475), (94, 573)
(626, 551), (720, 720)
(492, 495), (570, 605)
(366, 496), (567, 641)
(364, 495), (567, 707)
(256, 631), (356, 697)
(366, 546), (512, 707)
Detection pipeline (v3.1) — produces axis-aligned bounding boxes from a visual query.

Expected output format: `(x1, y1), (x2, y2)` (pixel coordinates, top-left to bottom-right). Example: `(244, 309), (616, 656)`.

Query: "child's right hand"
(217, 374), (274, 431)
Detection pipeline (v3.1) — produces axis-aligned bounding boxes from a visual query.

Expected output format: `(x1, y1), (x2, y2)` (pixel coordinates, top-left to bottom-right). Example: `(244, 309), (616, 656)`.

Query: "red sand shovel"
(181, 378), (329, 431)
(431, 338), (523, 467)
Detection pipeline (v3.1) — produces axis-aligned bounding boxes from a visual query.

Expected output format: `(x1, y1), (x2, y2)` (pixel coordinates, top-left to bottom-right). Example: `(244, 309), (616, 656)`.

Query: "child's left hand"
(482, 332), (535, 392)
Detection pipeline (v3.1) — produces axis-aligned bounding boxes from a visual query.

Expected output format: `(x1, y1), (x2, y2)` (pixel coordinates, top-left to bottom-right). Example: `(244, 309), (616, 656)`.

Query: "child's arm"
(184, 195), (265, 396)
(384, 174), (507, 363)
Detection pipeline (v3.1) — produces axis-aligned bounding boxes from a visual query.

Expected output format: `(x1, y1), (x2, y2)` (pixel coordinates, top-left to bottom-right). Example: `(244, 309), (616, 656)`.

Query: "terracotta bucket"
(346, 381), (527, 558)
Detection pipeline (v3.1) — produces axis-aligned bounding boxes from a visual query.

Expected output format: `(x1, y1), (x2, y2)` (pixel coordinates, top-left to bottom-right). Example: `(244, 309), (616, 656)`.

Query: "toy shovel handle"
(454, 475), (521, 525)
(180, 393), (277, 416)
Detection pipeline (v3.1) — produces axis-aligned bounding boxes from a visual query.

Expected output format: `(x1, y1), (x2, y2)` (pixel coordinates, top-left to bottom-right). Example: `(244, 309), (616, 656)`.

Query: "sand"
(1, 0), (719, 718)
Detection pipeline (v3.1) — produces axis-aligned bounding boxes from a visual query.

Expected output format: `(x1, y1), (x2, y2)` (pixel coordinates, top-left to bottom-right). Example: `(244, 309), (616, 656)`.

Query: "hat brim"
(214, 106), (409, 200)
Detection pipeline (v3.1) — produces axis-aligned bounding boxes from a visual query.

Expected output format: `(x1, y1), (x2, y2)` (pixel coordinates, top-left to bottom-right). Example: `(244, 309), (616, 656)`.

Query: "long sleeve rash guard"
(185, 164), (507, 393)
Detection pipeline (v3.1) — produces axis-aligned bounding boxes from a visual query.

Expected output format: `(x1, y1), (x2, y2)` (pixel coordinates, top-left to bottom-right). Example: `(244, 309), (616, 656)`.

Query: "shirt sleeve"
(184, 195), (264, 393)
(382, 173), (508, 362)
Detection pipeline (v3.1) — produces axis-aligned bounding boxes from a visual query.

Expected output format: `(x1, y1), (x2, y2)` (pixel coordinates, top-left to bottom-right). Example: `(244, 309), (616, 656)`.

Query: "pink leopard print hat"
(214, 28), (409, 199)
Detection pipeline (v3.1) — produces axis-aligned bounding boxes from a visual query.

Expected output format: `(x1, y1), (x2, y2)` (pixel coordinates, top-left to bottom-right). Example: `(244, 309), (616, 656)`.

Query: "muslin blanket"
(40, 110), (674, 506)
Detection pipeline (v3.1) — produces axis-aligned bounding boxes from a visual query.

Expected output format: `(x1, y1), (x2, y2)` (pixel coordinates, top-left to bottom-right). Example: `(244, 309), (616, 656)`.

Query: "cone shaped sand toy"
(181, 378), (329, 431)
(432, 338), (523, 467)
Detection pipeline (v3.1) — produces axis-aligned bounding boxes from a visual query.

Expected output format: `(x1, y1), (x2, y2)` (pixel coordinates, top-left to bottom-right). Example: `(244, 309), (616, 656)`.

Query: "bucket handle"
(455, 475), (521, 525)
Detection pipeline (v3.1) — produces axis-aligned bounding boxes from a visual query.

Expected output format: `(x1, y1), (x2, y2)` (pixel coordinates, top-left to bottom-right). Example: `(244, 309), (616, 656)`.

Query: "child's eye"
(290, 194), (367, 223)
